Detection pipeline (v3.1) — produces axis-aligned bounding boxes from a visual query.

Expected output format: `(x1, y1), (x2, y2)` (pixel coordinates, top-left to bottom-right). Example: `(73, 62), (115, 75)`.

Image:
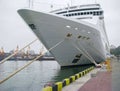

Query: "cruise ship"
(18, 4), (109, 67)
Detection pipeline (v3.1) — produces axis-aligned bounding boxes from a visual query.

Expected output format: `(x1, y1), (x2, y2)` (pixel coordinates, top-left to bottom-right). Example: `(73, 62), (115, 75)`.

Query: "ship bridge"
(50, 4), (103, 20)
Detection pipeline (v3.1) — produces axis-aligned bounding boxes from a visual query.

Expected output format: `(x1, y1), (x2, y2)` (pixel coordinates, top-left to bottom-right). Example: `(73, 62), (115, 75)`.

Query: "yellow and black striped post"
(75, 73), (80, 80)
(79, 72), (83, 77)
(42, 66), (95, 91)
(55, 82), (62, 91)
(42, 86), (52, 91)
(69, 76), (75, 83)
(62, 78), (70, 86)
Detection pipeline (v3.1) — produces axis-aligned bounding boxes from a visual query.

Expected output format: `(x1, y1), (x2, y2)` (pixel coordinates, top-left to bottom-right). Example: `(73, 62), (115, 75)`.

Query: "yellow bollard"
(64, 78), (70, 85)
(83, 70), (86, 75)
(106, 58), (112, 72)
(56, 82), (62, 91)
(75, 74), (80, 79)
(80, 72), (83, 77)
(70, 76), (75, 82)
(42, 86), (52, 91)
(85, 69), (88, 74)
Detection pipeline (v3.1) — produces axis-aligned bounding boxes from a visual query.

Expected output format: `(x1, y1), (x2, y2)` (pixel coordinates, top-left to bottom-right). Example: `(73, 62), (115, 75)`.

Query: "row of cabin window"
(64, 11), (103, 17)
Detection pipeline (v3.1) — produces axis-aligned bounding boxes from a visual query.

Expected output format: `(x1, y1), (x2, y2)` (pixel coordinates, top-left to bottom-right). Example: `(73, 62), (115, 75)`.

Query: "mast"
(71, 0), (73, 6)
(28, 0), (33, 8)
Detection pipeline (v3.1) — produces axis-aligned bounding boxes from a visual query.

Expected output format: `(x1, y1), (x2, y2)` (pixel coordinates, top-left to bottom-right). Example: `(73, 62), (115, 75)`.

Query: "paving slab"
(78, 71), (111, 91)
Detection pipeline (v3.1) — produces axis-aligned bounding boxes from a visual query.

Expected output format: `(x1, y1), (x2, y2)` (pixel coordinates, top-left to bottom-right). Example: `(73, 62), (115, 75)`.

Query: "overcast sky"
(0, 0), (120, 53)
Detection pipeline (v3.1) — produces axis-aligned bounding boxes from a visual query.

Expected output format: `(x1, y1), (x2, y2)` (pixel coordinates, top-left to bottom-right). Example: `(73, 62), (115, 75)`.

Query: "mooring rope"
(72, 42), (98, 66)
(0, 39), (38, 64)
(0, 39), (65, 84)
(89, 44), (104, 59)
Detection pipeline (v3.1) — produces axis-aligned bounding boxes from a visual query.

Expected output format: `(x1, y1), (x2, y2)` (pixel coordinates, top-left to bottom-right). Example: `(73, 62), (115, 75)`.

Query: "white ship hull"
(18, 9), (107, 67)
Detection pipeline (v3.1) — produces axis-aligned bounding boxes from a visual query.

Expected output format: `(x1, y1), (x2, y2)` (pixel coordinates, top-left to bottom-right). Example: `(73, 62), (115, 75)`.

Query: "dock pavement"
(63, 58), (120, 91)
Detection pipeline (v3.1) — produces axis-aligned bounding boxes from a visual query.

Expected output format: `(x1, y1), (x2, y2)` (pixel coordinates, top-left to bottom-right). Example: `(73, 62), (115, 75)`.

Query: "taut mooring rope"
(0, 39), (65, 84)
(72, 43), (98, 66)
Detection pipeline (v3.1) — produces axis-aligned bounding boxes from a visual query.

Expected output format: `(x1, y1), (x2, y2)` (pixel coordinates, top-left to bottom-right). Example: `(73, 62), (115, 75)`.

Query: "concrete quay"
(63, 58), (120, 91)
(62, 67), (101, 91)
(43, 58), (120, 91)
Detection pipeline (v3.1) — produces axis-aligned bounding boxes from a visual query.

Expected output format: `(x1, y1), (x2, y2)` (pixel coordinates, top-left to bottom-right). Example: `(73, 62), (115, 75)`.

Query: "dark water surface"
(0, 60), (91, 91)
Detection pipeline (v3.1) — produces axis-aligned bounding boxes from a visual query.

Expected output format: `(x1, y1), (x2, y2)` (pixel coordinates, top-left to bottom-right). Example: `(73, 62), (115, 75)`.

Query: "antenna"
(28, 0), (30, 8)
(95, 0), (97, 4)
(71, 0), (72, 6)
(28, 0), (33, 8)
(67, 3), (70, 12)
(31, 0), (33, 8)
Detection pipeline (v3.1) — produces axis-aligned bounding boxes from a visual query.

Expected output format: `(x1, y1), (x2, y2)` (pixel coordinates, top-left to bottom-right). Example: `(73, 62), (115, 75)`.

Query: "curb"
(42, 66), (94, 91)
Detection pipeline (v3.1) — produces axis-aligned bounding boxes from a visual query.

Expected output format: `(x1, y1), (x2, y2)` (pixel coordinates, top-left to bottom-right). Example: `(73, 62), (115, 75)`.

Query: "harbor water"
(0, 60), (91, 91)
